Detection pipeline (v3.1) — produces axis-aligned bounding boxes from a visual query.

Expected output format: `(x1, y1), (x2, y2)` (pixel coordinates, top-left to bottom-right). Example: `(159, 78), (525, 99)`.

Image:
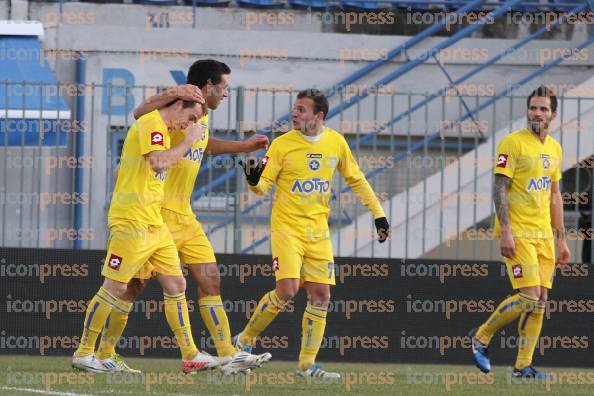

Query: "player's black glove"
(375, 217), (390, 243)
(239, 156), (267, 186)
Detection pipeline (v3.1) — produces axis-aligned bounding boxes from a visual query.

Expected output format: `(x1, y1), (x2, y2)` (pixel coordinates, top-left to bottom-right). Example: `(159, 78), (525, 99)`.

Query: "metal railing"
(2, 82), (594, 262)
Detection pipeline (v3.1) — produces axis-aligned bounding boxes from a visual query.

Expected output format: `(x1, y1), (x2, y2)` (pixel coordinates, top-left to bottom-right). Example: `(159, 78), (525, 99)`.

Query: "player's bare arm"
(147, 122), (205, 173)
(133, 84), (205, 119)
(206, 134), (269, 155)
(550, 180), (570, 266)
(494, 173), (514, 258)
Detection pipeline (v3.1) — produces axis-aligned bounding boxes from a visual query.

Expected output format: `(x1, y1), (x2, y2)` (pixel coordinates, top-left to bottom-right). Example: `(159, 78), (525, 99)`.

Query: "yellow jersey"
(493, 128), (562, 239)
(109, 109), (170, 225)
(249, 128), (385, 238)
(162, 114), (209, 217)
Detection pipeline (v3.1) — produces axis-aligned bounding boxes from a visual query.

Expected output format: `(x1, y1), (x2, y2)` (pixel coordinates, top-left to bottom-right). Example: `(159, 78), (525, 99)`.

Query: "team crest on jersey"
(108, 254), (123, 270)
(540, 154), (551, 170)
(497, 154), (508, 168)
(309, 159), (320, 171)
(272, 257), (279, 272)
(151, 132), (164, 146)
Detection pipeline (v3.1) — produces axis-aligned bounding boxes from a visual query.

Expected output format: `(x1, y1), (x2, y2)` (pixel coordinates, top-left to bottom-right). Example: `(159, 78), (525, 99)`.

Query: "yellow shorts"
(271, 230), (335, 286)
(504, 238), (555, 289)
(102, 219), (182, 283)
(135, 209), (216, 279)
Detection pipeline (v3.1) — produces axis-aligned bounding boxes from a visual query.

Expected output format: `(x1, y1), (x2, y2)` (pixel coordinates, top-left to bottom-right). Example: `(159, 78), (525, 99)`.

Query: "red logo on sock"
(512, 264), (523, 278)
(272, 257), (279, 272)
(108, 254), (123, 270)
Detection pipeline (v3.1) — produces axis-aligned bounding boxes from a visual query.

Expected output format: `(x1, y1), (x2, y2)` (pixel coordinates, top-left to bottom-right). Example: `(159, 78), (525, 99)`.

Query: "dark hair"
(297, 89), (329, 119)
(187, 59), (231, 88)
(527, 85), (557, 113)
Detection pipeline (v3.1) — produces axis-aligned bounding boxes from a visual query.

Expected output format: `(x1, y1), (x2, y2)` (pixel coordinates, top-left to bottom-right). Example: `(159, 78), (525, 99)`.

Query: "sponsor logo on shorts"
(497, 154), (508, 168)
(512, 264), (523, 279)
(272, 257), (279, 272)
(108, 254), (123, 270)
(151, 132), (164, 146)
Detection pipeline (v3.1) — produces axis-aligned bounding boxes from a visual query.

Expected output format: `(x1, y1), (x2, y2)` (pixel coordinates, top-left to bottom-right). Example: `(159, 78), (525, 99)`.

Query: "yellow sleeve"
(138, 113), (167, 156)
(552, 142), (562, 182)
(337, 135), (385, 219)
(247, 140), (282, 195)
(494, 135), (518, 178)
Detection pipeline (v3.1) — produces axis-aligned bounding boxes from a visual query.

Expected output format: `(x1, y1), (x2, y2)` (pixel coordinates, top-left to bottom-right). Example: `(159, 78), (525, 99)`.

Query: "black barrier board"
(1, 247), (592, 367)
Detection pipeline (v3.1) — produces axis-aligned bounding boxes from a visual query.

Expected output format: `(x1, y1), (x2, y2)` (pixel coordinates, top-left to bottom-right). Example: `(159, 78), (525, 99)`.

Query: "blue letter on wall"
(102, 68), (135, 115)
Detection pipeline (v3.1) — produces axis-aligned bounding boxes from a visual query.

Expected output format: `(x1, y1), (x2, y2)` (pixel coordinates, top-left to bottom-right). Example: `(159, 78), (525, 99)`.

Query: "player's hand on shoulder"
(174, 84), (205, 104)
(243, 134), (269, 153)
(374, 217), (390, 243)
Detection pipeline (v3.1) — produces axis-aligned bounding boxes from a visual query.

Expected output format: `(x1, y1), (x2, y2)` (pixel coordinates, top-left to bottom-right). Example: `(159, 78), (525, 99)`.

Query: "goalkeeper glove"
(375, 217), (390, 243)
(239, 156), (267, 186)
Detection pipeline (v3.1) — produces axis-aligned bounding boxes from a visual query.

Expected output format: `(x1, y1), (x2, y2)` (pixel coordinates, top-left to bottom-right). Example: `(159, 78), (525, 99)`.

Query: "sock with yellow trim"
(298, 302), (328, 371)
(475, 293), (538, 345)
(164, 292), (198, 361)
(75, 287), (129, 357)
(199, 295), (235, 357)
(515, 301), (546, 369)
(240, 290), (289, 346)
(96, 301), (133, 360)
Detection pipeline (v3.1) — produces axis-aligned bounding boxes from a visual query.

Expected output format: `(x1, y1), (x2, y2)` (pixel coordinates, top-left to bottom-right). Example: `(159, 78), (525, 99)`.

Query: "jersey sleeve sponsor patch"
(497, 154), (508, 168)
(151, 132), (164, 146)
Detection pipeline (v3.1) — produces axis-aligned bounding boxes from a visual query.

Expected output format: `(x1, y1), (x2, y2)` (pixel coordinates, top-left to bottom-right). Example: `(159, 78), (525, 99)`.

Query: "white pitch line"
(0, 386), (94, 396)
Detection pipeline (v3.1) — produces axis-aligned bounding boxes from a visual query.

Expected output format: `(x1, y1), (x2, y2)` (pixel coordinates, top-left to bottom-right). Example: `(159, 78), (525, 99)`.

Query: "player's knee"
(520, 286), (541, 300)
(102, 279), (128, 300)
(199, 277), (221, 296)
(122, 279), (147, 301)
(275, 283), (298, 301)
(309, 290), (330, 305)
(539, 288), (548, 302)
(166, 276), (186, 295)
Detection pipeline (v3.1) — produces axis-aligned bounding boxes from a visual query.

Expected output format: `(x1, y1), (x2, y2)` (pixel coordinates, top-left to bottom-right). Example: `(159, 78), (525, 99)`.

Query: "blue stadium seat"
(288, 0), (328, 10)
(237, 0), (285, 8)
(339, 0), (385, 10)
(183, 0), (231, 6)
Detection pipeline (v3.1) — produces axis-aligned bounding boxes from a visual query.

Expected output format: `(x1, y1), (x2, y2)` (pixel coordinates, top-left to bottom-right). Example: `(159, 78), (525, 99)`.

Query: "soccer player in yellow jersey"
(71, 97), (228, 373)
(91, 60), (271, 374)
(234, 89), (391, 378)
(471, 86), (571, 378)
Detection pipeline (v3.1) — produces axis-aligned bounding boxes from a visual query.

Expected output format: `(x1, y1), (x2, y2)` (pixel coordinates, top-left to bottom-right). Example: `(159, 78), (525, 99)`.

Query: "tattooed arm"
(494, 174), (515, 258)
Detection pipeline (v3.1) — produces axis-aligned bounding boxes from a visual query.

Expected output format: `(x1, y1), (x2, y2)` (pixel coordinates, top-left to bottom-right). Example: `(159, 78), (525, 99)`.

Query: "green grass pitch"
(1, 356), (593, 395)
